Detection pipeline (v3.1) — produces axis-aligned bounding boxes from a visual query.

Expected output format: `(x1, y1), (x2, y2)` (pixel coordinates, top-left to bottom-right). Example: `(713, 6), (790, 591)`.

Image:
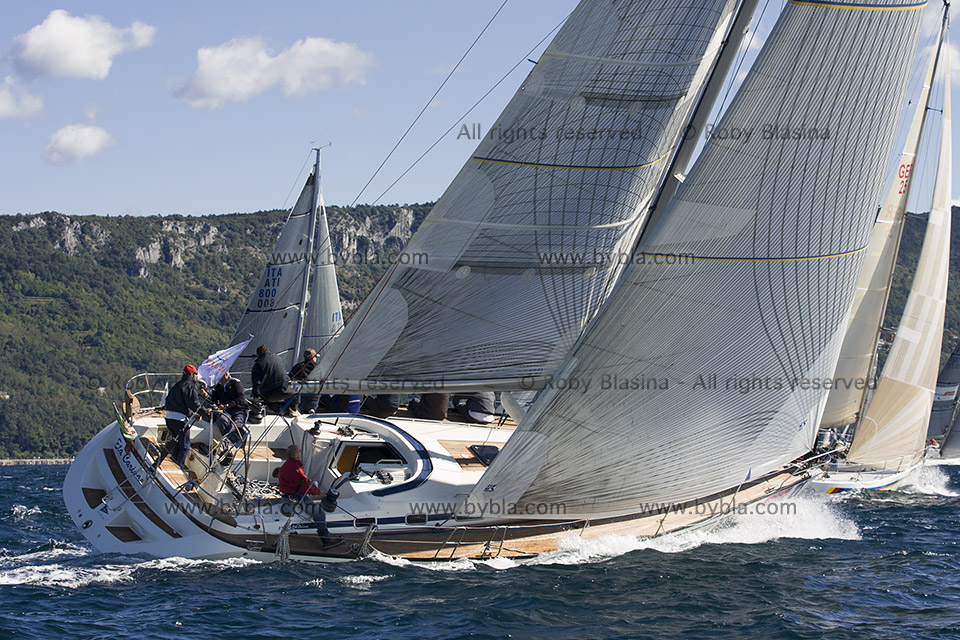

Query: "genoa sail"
(845, 33), (951, 471)
(463, 0), (925, 518)
(314, 0), (748, 392)
(818, 12), (945, 430)
(301, 157), (345, 360)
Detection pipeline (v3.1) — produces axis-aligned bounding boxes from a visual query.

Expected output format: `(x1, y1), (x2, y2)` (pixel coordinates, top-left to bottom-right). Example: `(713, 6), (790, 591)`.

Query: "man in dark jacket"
(154, 365), (202, 469)
(210, 371), (249, 448)
(288, 348), (319, 414)
(251, 344), (292, 412)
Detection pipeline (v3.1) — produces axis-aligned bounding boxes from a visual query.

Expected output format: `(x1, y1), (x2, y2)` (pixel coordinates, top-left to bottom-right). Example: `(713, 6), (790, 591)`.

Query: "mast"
(294, 147), (322, 362)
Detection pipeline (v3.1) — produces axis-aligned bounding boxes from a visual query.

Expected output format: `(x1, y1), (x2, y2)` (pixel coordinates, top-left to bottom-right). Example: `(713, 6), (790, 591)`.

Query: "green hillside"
(0, 205), (956, 458)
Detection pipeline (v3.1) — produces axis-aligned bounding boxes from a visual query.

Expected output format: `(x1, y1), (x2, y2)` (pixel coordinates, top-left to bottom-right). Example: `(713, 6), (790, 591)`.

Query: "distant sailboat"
(64, 0), (926, 561)
(809, 3), (952, 492)
(230, 147), (343, 387)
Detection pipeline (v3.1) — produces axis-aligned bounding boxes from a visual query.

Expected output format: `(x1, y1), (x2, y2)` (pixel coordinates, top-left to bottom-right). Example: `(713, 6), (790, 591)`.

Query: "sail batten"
(315, 0), (745, 391)
(463, 0), (924, 518)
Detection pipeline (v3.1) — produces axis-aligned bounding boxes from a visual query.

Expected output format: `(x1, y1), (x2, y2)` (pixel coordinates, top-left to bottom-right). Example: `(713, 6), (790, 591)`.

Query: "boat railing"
(124, 372), (181, 412)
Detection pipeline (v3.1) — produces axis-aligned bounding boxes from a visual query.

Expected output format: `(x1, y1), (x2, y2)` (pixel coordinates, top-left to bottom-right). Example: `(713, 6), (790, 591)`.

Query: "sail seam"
(472, 147), (674, 171)
(638, 243), (869, 262)
(789, 0), (925, 11)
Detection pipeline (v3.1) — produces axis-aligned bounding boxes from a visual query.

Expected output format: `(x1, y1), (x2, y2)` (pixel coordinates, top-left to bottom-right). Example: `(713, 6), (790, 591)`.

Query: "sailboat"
(929, 338), (960, 457)
(64, 0), (926, 561)
(229, 148), (344, 386)
(808, 3), (952, 493)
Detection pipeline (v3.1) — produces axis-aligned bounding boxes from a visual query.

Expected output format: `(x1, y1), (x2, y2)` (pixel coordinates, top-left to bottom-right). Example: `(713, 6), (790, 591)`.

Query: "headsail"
(819, 10), (946, 429)
(300, 152), (344, 359)
(845, 31), (951, 471)
(464, 0), (925, 518)
(315, 0), (746, 392)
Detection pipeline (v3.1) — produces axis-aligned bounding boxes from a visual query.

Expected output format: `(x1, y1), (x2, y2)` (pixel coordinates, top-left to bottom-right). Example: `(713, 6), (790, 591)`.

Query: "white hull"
(805, 464), (917, 494)
(64, 410), (811, 562)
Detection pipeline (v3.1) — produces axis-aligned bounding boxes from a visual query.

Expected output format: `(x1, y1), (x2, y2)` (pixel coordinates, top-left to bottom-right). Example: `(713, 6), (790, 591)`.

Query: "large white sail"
(819, 13), (945, 429)
(301, 159), (344, 360)
(464, 0), (924, 518)
(229, 172), (318, 381)
(845, 41), (951, 471)
(315, 0), (744, 392)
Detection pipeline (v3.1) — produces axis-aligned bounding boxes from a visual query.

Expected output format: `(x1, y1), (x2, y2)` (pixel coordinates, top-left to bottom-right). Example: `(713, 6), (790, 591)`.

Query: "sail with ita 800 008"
(808, 2), (951, 493)
(64, 0), (927, 562)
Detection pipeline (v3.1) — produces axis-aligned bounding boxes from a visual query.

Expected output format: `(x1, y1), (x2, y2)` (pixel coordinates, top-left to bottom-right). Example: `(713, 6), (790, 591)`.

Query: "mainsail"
(315, 0), (747, 392)
(845, 36), (951, 471)
(230, 151), (343, 384)
(464, 0), (925, 518)
(819, 11), (946, 429)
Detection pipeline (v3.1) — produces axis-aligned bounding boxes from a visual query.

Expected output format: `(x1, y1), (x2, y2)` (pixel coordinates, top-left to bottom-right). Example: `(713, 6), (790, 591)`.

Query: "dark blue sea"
(2, 463), (959, 639)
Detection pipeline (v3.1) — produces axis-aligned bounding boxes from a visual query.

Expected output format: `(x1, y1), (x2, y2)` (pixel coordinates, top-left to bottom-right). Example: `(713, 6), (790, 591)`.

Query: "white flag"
(198, 338), (252, 387)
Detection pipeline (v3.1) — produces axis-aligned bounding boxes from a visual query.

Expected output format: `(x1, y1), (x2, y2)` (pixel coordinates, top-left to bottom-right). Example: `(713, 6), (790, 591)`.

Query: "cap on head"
(183, 364), (198, 375)
(304, 348), (317, 359)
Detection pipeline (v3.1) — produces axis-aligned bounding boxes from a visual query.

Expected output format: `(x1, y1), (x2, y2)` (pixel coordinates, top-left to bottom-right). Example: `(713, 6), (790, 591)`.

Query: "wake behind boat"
(66, 0), (928, 561)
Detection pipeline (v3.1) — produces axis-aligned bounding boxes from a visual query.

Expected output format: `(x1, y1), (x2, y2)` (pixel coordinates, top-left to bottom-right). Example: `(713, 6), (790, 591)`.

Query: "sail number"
(256, 267), (283, 309)
(897, 163), (912, 194)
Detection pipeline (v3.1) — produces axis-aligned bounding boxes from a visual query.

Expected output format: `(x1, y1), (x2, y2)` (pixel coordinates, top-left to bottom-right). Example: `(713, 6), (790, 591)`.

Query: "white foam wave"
(903, 465), (960, 496)
(0, 542), (88, 567)
(9, 505), (41, 521)
(340, 574), (389, 589)
(0, 563), (134, 588)
(305, 578), (323, 588)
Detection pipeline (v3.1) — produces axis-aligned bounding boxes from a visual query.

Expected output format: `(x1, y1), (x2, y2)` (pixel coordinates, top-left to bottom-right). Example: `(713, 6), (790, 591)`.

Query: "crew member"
(278, 444), (321, 498)
(155, 365), (202, 469)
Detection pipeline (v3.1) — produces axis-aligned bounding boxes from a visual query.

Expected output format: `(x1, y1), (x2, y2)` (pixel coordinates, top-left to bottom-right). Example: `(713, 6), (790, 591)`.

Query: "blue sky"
(0, 1), (954, 216)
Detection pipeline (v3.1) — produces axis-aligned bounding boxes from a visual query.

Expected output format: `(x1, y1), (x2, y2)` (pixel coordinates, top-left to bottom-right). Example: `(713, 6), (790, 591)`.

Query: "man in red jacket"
(278, 444), (321, 498)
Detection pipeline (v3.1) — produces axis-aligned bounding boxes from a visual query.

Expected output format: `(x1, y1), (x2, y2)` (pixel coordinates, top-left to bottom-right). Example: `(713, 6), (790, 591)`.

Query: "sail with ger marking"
(845, 34), (951, 471)
(230, 172), (319, 383)
(463, 0), (924, 518)
(314, 0), (744, 392)
(819, 14), (944, 430)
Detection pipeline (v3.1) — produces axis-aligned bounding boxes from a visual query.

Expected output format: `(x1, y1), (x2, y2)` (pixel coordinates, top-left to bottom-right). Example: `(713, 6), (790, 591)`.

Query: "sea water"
(1, 464), (959, 639)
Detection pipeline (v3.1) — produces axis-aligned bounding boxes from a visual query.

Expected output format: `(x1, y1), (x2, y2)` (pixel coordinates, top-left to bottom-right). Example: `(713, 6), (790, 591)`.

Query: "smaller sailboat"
(809, 8), (952, 493)
(929, 338), (960, 457)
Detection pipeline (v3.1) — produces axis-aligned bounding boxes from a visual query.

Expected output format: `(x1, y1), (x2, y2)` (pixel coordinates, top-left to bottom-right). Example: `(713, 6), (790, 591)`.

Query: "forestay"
(846, 39), (951, 471)
(464, 0), (924, 518)
(314, 0), (743, 392)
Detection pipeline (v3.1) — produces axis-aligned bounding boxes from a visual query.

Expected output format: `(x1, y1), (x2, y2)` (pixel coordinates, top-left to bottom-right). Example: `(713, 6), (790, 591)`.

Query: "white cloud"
(0, 76), (43, 118)
(176, 36), (374, 110)
(9, 9), (155, 80)
(44, 124), (116, 164)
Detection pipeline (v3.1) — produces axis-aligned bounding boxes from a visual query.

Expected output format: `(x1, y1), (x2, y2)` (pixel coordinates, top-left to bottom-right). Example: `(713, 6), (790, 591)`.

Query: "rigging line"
(351, 0), (511, 207)
(369, 16), (566, 206)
